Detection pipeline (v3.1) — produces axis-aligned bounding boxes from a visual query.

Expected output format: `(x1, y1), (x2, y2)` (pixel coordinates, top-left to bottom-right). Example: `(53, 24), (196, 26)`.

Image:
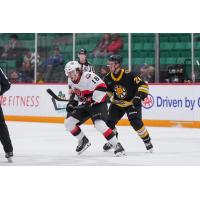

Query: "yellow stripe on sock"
(139, 130), (149, 139)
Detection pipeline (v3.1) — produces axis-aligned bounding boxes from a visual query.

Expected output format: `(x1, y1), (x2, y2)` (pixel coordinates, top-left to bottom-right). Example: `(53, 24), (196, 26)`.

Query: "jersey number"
(134, 76), (142, 84)
(92, 76), (100, 84)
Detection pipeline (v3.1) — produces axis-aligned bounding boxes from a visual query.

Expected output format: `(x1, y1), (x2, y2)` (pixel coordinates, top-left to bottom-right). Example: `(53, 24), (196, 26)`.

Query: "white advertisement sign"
(0, 84), (69, 117)
(142, 84), (200, 121)
(1, 84), (200, 122)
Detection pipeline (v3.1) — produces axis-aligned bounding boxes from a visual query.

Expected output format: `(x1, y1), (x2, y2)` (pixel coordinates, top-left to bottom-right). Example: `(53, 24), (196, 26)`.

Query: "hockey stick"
(47, 88), (90, 111)
(51, 97), (66, 111)
(46, 88), (69, 102)
(46, 89), (68, 110)
(51, 96), (86, 111)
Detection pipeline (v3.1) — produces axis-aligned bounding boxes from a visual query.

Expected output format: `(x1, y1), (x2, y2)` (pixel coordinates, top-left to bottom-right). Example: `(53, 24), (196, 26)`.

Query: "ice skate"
(114, 143), (126, 157)
(5, 152), (13, 163)
(103, 142), (114, 152)
(76, 136), (91, 155)
(145, 142), (153, 153)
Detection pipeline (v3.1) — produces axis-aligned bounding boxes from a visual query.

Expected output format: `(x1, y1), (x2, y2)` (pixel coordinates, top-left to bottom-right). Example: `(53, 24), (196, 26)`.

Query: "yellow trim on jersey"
(111, 69), (124, 82)
(138, 84), (149, 94)
(112, 99), (133, 107)
(138, 89), (149, 94)
(139, 84), (149, 89)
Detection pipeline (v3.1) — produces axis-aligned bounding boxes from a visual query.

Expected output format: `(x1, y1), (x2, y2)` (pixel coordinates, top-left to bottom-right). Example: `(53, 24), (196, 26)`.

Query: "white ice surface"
(1, 121), (200, 166)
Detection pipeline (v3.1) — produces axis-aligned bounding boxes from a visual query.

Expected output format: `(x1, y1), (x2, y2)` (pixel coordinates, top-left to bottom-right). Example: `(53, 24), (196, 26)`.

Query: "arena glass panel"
(193, 33), (200, 82)
(131, 33), (155, 83)
(75, 33), (128, 79)
(0, 33), (35, 83)
(37, 33), (73, 83)
(159, 33), (192, 83)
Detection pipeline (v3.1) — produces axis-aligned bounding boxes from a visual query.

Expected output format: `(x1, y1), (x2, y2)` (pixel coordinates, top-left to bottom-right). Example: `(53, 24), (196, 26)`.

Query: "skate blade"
(115, 151), (126, 157)
(77, 142), (91, 155)
(103, 147), (114, 152)
(7, 157), (13, 163)
(148, 148), (153, 153)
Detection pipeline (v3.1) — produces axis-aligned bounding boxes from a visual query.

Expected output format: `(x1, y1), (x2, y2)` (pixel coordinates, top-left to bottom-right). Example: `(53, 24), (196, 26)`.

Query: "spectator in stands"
(140, 64), (155, 83)
(14, 49), (40, 83)
(147, 66), (155, 83)
(23, 50), (40, 68)
(9, 70), (20, 83)
(106, 34), (123, 56)
(41, 47), (64, 81)
(42, 47), (64, 68)
(91, 33), (111, 58)
(1, 34), (22, 59)
(36, 71), (45, 83)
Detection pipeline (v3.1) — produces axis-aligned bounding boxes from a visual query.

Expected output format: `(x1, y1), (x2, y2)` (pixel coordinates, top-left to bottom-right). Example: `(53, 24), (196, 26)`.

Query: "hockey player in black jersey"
(77, 48), (95, 73)
(0, 68), (13, 162)
(103, 55), (153, 153)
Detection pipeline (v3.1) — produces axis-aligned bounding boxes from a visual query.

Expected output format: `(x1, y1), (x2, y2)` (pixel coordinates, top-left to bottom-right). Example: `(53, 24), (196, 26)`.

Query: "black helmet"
(78, 48), (87, 54)
(108, 54), (122, 64)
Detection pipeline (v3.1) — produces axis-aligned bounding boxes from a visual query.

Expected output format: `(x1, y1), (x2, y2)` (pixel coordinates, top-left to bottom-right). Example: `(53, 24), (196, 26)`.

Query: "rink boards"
(1, 83), (200, 128)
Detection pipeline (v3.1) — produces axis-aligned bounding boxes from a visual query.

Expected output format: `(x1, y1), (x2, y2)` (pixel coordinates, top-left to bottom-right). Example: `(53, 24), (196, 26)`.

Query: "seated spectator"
(41, 47), (64, 68)
(19, 60), (34, 82)
(14, 49), (40, 83)
(41, 47), (64, 81)
(1, 34), (22, 59)
(36, 71), (45, 83)
(9, 70), (20, 83)
(106, 34), (123, 56)
(91, 33), (111, 58)
(147, 66), (155, 83)
(23, 50), (40, 68)
(140, 64), (155, 83)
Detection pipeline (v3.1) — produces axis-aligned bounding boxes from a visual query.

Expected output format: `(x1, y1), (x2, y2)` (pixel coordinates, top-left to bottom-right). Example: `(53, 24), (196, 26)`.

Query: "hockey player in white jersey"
(64, 61), (125, 156)
(67, 48), (95, 104)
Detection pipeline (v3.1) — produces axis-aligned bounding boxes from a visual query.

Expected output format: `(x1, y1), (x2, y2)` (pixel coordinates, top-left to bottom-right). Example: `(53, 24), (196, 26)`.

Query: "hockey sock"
(103, 128), (118, 146)
(136, 126), (151, 144)
(70, 126), (84, 141)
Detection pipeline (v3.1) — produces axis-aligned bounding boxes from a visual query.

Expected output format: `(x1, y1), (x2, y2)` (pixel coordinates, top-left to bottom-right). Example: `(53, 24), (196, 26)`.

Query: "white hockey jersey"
(68, 72), (107, 105)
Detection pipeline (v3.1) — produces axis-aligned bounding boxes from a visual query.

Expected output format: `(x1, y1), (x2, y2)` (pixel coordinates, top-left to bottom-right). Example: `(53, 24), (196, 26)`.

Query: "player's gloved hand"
(66, 100), (78, 112)
(133, 92), (148, 107)
(82, 96), (94, 109)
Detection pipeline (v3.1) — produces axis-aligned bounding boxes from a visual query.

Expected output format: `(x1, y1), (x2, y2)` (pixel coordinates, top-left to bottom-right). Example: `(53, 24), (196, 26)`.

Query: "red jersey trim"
(95, 83), (107, 90)
(103, 128), (113, 138)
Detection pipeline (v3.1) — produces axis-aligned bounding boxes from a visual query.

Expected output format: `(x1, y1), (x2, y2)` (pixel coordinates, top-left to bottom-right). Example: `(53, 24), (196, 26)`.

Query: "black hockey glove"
(133, 92), (148, 107)
(66, 100), (78, 113)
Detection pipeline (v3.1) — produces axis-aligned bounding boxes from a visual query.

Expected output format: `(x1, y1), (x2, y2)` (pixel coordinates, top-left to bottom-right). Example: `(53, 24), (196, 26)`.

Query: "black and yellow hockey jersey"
(104, 69), (149, 107)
